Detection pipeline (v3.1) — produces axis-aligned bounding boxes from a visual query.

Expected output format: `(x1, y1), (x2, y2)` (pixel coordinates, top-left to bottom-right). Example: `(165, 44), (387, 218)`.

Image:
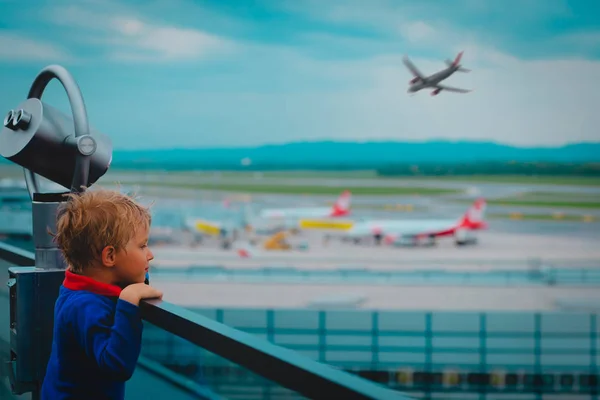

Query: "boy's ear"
(100, 246), (117, 268)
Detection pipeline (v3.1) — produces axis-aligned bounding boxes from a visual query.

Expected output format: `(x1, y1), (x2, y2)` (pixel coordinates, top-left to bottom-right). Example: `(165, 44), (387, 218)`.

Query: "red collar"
(63, 270), (122, 297)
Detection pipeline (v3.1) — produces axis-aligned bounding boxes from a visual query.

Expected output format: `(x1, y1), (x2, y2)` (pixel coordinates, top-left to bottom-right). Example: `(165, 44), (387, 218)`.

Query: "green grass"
(487, 199), (600, 209)
(109, 169), (600, 186)
(201, 170), (379, 179)
(510, 191), (600, 201)
(453, 197), (600, 209)
(397, 175), (600, 186)
(127, 181), (460, 196)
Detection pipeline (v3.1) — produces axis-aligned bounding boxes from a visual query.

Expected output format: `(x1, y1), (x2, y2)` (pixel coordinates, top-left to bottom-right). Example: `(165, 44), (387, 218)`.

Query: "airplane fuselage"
(408, 66), (458, 93)
(259, 207), (333, 219)
(346, 219), (460, 238)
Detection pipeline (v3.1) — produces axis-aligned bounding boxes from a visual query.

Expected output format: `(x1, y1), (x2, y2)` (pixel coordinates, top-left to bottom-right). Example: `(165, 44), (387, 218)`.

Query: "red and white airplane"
(258, 190), (351, 219)
(339, 198), (487, 247)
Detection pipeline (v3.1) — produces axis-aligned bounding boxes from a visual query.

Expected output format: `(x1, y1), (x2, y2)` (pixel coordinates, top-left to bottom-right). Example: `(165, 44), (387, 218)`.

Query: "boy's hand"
(119, 283), (163, 306)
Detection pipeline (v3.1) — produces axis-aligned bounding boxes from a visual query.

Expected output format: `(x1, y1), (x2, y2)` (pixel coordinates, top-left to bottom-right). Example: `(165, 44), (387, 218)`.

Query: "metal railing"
(0, 241), (409, 400)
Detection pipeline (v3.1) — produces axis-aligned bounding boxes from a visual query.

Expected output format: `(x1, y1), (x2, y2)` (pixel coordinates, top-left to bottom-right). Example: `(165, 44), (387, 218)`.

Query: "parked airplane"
(185, 191), (352, 244)
(404, 51), (472, 96)
(337, 198), (487, 247)
(258, 190), (351, 219)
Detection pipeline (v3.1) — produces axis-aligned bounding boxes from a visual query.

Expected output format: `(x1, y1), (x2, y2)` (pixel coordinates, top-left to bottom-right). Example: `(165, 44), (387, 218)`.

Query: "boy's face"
(113, 224), (154, 287)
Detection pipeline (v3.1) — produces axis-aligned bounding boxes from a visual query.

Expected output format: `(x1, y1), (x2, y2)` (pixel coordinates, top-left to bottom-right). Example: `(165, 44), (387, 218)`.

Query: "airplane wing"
(402, 55), (426, 79)
(436, 84), (471, 93)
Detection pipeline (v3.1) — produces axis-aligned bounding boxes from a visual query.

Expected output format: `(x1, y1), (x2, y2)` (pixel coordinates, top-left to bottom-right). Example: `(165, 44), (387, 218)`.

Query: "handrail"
(0, 241), (410, 399)
(0, 241), (35, 266)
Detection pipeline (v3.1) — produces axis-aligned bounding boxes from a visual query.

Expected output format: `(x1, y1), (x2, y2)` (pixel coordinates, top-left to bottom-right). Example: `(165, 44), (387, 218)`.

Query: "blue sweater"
(41, 271), (143, 400)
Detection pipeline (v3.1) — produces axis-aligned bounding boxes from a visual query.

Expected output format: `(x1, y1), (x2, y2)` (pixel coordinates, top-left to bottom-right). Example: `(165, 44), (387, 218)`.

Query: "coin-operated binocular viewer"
(0, 65), (113, 396)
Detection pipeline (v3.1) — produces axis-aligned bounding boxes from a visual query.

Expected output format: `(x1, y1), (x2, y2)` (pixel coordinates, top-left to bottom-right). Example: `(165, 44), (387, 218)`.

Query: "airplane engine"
(454, 228), (477, 246)
(431, 88), (441, 96)
(409, 77), (419, 84)
(422, 235), (436, 247)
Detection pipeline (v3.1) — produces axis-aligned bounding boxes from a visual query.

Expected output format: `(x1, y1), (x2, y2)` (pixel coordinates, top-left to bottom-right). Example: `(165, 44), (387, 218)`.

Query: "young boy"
(41, 189), (163, 400)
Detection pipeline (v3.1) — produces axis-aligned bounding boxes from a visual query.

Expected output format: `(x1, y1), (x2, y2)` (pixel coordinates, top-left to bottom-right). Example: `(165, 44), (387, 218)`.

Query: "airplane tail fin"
(459, 198), (487, 229)
(330, 190), (352, 217)
(452, 51), (464, 66)
(445, 51), (470, 72)
(237, 247), (254, 258)
(236, 242), (258, 258)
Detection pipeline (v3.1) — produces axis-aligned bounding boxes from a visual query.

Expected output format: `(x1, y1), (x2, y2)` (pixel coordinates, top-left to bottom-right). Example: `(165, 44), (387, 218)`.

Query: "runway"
(151, 231), (600, 270)
(148, 228), (600, 312)
(150, 281), (600, 311)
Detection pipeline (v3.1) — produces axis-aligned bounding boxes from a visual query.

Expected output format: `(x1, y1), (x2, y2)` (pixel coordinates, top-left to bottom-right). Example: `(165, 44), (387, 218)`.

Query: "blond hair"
(53, 188), (152, 273)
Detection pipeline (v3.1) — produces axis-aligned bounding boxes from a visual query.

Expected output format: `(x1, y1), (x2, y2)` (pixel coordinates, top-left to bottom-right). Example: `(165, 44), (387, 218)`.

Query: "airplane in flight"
(336, 198), (487, 247)
(404, 51), (472, 96)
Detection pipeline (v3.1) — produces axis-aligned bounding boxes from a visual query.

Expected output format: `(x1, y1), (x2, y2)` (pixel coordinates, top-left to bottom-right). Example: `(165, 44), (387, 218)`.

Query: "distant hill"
(2, 140), (599, 169)
(109, 141), (600, 168)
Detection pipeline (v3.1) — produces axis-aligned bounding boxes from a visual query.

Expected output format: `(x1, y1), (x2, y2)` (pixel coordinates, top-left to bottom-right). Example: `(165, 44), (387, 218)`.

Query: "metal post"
(30, 193), (69, 399)
(32, 193), (68, 270)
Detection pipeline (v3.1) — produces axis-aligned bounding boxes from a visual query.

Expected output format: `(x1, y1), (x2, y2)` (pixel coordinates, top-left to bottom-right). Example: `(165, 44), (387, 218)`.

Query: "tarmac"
(151, 231), (600, 271)
(148, 228), (600, 312)
(150, 281), (600, 311)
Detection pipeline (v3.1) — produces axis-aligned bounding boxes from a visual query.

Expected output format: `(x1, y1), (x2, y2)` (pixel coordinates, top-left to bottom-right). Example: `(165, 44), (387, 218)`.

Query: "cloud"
(43, 2), (235, 63)
(108, 17), (232, 62)
(399, 21), (437, 43)
(0, 31), (71, 63)
(272, 0), (598, 61)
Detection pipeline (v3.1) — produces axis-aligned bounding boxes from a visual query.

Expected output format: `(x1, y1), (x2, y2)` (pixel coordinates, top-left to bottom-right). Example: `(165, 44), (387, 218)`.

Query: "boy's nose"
(147, 248), (154, 261)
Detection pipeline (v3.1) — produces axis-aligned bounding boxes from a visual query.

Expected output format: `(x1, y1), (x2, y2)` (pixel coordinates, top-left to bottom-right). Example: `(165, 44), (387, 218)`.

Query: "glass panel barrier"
(142, 321), (309, 399)
(139, 299), (406, 399)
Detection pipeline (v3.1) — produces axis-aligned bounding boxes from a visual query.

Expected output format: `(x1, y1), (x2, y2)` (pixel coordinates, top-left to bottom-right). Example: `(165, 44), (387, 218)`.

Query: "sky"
(0, 0), (599, 150)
